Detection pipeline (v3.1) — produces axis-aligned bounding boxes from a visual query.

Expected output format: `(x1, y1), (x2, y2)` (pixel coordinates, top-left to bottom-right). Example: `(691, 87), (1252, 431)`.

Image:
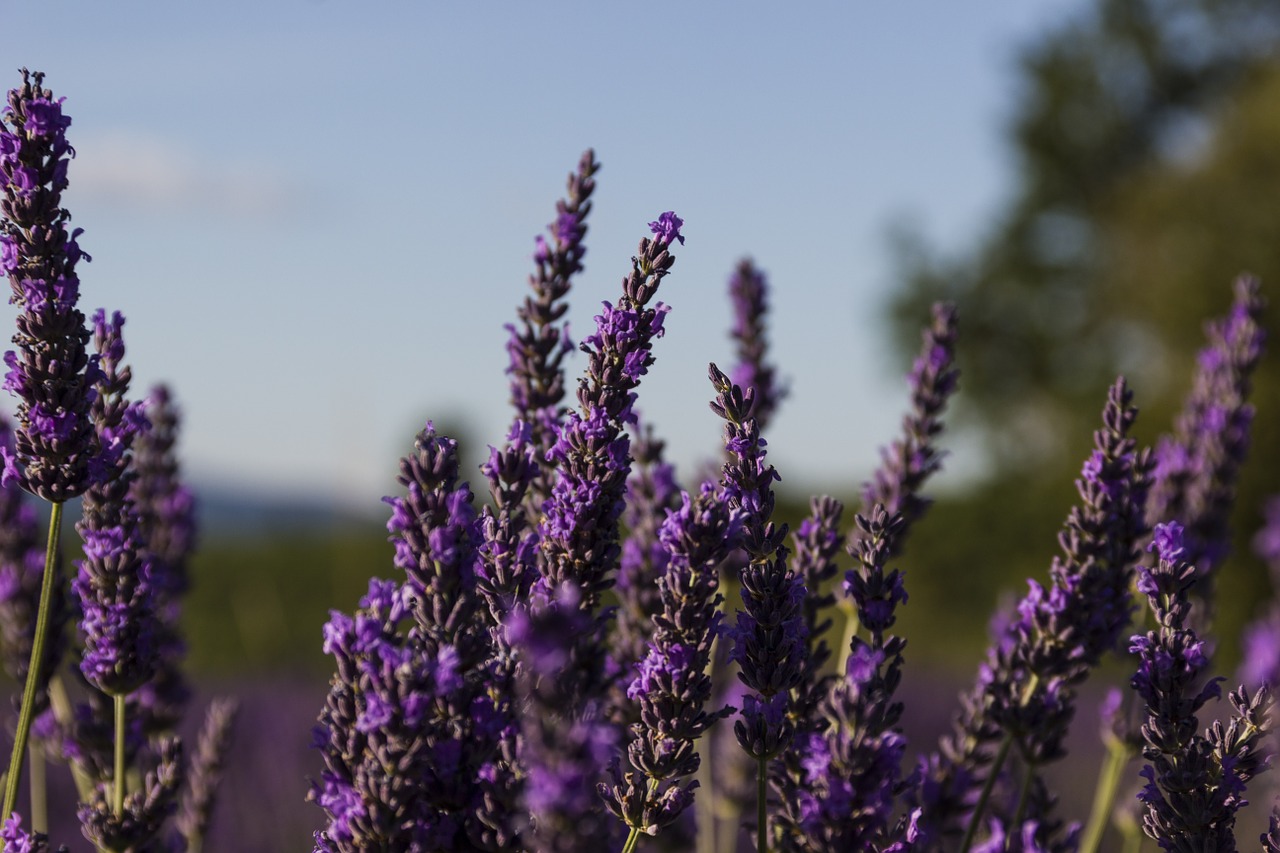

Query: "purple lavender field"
(6, 3), (1280, 851)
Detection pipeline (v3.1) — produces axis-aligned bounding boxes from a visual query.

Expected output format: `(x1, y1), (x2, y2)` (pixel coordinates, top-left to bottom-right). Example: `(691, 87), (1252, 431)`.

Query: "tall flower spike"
(535, 212), (682, 656)
(128, 384), (196, 735)
(314, 424), (511, 851)
(601, 482), (741, 839)
(0, 69), (100, 502)
(74, 309), (156, 697)
(1145, 276), (1265, 610)
(918, 377), (1152, 849)
(175, 698), (238, 853)
(1130, 521), (1273, 850)
(861, 301), (959, 547)
(727, 258), (787, 431)
(708, 363), (809, 846)
(505, 149), (599, 511)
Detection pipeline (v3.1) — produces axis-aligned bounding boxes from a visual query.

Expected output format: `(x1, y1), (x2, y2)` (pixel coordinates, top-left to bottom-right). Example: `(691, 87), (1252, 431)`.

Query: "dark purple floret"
(475, 420), (540, 641)
(600, 483), (740, 837)
(0, 70), (101, 503)
(918, 378), (1152, 848)
(1130, 521), (1272, 851)
(727, 258), (787, 430)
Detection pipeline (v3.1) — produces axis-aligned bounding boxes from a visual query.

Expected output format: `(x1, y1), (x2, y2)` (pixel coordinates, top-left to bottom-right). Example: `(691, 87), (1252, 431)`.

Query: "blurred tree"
(890, 0), (1280, 471)
(885, 0), (1280, 664)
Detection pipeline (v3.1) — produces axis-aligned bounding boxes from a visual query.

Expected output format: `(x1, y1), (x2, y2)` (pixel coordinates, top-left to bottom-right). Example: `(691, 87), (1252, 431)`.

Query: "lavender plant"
(7, 70), (1280, 853)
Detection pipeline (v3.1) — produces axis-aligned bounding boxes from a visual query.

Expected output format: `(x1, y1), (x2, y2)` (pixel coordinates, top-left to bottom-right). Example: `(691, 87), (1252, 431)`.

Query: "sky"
(5, 0), (1088, 513)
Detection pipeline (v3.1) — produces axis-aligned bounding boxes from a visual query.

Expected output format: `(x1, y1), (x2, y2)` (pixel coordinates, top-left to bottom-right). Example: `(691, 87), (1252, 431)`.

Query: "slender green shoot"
(2, 501), (65, 822)
(113, 693), (127, 816)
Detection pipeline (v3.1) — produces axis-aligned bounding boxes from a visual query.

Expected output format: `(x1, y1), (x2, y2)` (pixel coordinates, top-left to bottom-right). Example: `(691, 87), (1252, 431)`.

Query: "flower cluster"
(1131, 522), (1272, 849)
(0, 69), (99, 503)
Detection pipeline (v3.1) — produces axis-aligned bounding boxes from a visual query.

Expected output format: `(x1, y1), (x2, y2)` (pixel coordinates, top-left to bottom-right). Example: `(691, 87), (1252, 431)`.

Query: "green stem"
(27, 743), (44, 835)
(113, 693), (126, 816)
(836, 602), (859, 675)
(1008, 757), (1035, 847)
(757, 756), (768, 853)
(959, 732), (1013, 853)
(2, 501), (64, 823)
(695, 728), (718, 853)
(48, 675), (92, 801)
(1079, 741), (1130, 853)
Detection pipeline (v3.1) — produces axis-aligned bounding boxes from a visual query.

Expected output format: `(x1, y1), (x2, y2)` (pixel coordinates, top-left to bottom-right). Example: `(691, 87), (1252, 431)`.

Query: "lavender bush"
(3, 69), (1280, 853)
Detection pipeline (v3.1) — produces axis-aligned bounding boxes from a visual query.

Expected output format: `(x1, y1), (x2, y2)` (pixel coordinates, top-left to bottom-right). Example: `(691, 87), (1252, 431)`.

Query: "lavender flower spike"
(1131, 521), (1272, 850)
(600, 483), (741, 839)
(505, 149), (599, 505)
(918, 377), (1151, 849)
(74, 309), (156, 697)
(727, 258), (787, 431)
(1145, 276), (1266, 604)
(861, 301), (959, 545)
(0, 69), (99, 502)
(709, 363), (808, 846)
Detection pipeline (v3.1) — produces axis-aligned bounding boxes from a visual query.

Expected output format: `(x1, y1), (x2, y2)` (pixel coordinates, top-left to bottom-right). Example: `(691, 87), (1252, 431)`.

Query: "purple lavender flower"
(505, 149), (599, 508)
(647, 211), (685, 246)
(509, 582), (619, 852)
(74, 309), (157, 697)
(1, 812), (60, 852)
(1145, 276), (1266, 609)
(707, 363), (808, 846)
(0, 70), (100, 503)
(861, 301), (959, 547)
(608, 419), (683, 724)
(128, 384), (197, 736)
(727, 259), (787, 430)
(600, 483), (741, 838)
(314, 424), (512, 851)
(787, 496), (845, 730)
(779, 505), (916, 852)
(77, 736), (183, 852)
(534, 214), (682, 670)
(1130, 522), (1272, 850)
(918, 378), (1152, 848)
(174, 698), (237, 852)
(475, 420), (541, 638)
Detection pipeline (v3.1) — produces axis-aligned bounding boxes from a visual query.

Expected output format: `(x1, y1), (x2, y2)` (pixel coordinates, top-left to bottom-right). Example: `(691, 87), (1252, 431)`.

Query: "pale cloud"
(70, 131), (299, 216)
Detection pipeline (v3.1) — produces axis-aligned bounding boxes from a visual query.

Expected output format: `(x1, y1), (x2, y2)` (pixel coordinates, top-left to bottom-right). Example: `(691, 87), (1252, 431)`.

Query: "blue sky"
(7, 0), (1085, 511)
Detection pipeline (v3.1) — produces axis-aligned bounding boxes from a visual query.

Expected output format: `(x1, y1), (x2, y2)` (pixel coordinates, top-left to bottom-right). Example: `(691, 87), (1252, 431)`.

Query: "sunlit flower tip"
(1148, 521), (1186, 564)
(647, 210), (685, 246)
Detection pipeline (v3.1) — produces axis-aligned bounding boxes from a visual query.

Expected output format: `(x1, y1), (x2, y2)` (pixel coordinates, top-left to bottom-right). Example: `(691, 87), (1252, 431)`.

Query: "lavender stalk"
(0, 69), (102, 825)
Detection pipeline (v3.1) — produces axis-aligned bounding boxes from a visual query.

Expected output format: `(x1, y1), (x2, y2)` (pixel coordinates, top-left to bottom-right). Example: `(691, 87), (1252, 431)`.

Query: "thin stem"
(757, 756), (768, 853)
(2, 501), (64, 822)
(836, 602), (859, 675)
(113, 693), (127, 816)
(48, 675), (92, 800)
(27, 743), (45, 834)
(1008, 757), (1036, 847)
(959, 732), (1013, 853)
(695, 730), (718, 853)
(1079, 741), (1131, 853)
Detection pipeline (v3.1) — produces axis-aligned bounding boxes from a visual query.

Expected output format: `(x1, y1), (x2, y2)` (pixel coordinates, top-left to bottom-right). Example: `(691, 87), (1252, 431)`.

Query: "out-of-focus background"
(7, 0), (1280, 848)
